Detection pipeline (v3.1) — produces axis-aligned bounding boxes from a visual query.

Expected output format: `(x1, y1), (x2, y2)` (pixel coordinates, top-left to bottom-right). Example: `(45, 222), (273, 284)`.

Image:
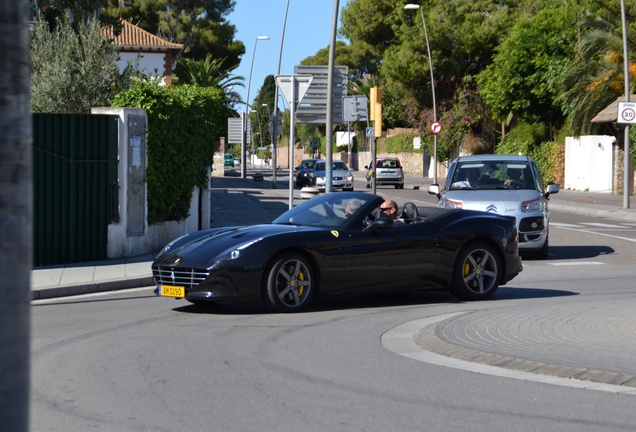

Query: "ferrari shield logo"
(331, 230), (339, 238)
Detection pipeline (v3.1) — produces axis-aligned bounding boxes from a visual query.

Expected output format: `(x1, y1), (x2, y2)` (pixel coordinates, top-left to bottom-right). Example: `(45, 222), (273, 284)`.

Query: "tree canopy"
(30, 11), (135, 113)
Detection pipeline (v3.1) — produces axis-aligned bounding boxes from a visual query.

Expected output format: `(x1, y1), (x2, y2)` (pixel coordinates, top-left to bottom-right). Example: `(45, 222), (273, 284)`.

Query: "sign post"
(276, 75), (313, 209)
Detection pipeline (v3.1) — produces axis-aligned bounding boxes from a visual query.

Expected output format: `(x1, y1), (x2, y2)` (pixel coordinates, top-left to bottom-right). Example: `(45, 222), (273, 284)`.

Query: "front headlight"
(346, 175), (353, 181)
(441, 197), (463, 209)
(521, 198), (544, 212)
(316, 177), (325, 184)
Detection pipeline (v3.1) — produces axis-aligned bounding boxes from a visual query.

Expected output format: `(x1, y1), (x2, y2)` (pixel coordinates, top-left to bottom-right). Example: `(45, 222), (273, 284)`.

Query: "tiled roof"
(102, 20), (183, 50)
(591, 94), (636, 123)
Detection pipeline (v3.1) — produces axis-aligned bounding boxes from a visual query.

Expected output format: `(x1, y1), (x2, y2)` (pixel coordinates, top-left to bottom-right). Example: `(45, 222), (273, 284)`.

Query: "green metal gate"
(33, 113), (120, 266)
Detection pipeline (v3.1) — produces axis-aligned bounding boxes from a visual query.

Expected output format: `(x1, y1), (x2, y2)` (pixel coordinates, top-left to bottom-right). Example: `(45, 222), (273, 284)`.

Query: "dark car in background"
(295, 158), (321, 187)
(366, 157), (405, 189)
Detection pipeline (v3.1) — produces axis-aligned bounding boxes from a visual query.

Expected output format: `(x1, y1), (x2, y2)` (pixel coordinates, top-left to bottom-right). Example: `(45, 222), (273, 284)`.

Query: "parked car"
(295, 158), (321, 188)
(224, 154), (235, 167)
(152, 192), (522, 312)
(314, 160), (354, 191)
(366, 157), (405, 189)
(428, 154), (559, 259)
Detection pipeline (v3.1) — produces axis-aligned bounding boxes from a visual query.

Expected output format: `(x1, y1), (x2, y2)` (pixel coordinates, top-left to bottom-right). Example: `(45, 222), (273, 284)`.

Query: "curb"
(32, 276), (155, 300)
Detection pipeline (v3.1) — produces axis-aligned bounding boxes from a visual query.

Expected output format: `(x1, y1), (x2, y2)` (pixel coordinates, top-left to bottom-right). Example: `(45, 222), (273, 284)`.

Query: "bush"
(112, 82), (232, 224)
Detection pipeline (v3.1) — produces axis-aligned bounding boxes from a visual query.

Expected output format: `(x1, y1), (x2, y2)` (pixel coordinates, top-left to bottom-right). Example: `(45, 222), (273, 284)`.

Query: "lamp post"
(620, 0), (631, 208)
(404, 3), (437, 184)
(242, 35), (269, 178)
(271, 0), (291, 189)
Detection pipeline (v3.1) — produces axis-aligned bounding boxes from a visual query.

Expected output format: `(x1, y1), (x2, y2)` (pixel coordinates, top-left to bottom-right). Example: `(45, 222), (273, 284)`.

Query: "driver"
(379, 200), (404, 224)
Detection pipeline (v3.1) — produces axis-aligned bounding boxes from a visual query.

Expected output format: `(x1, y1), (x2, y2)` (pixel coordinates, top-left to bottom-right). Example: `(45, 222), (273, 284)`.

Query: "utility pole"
(0, 1), (32, 430)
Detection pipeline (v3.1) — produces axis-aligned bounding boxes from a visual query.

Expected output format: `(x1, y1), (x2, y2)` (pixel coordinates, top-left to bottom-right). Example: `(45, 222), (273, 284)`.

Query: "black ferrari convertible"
(152, 192), (522, 312)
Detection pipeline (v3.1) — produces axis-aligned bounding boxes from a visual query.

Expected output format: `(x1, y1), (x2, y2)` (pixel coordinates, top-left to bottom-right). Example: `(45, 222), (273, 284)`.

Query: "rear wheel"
(450, 242), (501, 301)
(264, 253), (315, 312)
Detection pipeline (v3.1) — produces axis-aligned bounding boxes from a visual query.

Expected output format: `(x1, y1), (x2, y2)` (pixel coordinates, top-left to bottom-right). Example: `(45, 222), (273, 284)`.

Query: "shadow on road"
(173, 285), (576, 315)
(522, 245), (614, 261)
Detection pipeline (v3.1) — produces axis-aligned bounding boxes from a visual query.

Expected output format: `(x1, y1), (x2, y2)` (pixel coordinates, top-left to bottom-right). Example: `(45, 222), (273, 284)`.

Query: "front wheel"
(450, 242), (501, 301)
(536, 236), (549, 259)
(264, 253), (315, 312)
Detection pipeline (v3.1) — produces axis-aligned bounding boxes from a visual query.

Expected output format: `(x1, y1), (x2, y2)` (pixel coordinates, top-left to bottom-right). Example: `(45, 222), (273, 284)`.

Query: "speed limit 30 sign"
(618, 101), (636, 124)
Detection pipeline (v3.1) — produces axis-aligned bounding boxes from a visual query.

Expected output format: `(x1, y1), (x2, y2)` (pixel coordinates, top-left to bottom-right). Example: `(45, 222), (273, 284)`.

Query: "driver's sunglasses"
(379, 206), (393, 212)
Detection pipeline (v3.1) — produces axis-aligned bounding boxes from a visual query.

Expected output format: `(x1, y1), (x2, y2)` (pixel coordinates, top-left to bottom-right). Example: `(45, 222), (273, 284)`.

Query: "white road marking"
(551, 222), (583, 228)
(548, 262), (605, 266)
(552, 225), (636, 243)
(580, 222), (631, 229)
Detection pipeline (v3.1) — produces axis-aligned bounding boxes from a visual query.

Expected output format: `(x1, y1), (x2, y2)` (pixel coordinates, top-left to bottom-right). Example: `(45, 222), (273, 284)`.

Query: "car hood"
(314, 169), (351, 176)
(443, 189), (542, 214)
(153, 224), (322, 268)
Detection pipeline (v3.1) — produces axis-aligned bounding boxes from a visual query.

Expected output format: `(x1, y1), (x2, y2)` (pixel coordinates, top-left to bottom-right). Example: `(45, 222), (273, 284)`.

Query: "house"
(102, 20), (183, 85)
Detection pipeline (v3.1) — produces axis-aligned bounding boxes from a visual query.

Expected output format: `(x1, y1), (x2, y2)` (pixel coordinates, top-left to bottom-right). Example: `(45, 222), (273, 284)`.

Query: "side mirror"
(545, 183), (559, 198)
(428, 184), (441, 200)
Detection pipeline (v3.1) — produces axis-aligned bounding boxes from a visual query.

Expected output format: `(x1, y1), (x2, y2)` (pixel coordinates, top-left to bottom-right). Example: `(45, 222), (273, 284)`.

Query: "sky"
(226, 0), (347, 111)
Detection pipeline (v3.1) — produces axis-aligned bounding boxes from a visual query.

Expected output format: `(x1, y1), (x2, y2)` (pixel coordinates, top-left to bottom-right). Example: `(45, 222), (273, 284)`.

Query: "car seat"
(400, 202), (420, 224)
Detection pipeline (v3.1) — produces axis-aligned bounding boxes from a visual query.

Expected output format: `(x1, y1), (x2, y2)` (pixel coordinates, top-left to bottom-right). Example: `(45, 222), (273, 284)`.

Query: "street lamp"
(271, 0), (291, 189)
(241, 35), (269, 178)
(404, 4), (438, 184)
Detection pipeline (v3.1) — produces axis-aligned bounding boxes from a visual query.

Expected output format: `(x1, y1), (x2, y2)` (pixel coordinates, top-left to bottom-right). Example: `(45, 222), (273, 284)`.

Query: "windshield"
(315, 161), (349, 172)
(273, 193), (381, 228)
(450, 161), (535, 190)
(300, 160), (315, 169)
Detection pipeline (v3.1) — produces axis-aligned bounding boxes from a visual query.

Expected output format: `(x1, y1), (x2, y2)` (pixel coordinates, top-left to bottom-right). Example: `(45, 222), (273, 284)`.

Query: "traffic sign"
(618, 102), (636, 124)
(293, 65), (348, 124)
(430, 121), (443, 134)
(276, 75), (313, 109)
(342, 96), (369, 122)
(366, 127), (374, 138)
(268, 112), (282, 136)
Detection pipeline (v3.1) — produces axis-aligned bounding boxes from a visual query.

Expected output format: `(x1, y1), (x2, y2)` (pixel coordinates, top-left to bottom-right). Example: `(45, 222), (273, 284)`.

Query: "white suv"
(428, 155), (559, 259)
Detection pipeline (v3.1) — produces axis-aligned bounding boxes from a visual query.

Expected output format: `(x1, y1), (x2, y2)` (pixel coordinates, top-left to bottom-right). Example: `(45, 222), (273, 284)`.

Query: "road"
(31, 179), (636, 431)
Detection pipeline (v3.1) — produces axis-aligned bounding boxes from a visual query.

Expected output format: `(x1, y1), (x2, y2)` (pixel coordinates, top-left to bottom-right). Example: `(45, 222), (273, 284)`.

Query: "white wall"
(92, 107), (209, 258)
(565, 135), (615, 192)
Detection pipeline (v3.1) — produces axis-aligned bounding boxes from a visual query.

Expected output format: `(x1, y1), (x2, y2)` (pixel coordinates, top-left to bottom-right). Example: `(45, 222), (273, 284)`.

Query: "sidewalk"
(31, 168), (636, 300)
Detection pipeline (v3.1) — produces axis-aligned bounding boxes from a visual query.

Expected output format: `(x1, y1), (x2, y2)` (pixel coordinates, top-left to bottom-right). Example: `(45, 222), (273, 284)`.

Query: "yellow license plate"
(159, 285), (185, 298)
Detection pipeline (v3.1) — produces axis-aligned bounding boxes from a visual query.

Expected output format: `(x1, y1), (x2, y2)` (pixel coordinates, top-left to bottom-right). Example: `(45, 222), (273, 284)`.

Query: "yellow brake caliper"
(297, 271), (305, 296)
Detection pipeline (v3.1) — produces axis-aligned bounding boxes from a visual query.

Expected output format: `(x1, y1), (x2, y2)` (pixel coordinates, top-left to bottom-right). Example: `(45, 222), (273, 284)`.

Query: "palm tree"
(178, 55), (244, 90)
(560, 17), (636, 135)
(176, 54), (244, 109)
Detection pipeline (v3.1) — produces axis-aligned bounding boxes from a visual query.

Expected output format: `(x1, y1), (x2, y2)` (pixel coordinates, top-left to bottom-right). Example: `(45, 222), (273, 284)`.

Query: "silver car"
(366, 157), (405, 189)
(314, 160), (354, 191)
(428, 155), (559, 259)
